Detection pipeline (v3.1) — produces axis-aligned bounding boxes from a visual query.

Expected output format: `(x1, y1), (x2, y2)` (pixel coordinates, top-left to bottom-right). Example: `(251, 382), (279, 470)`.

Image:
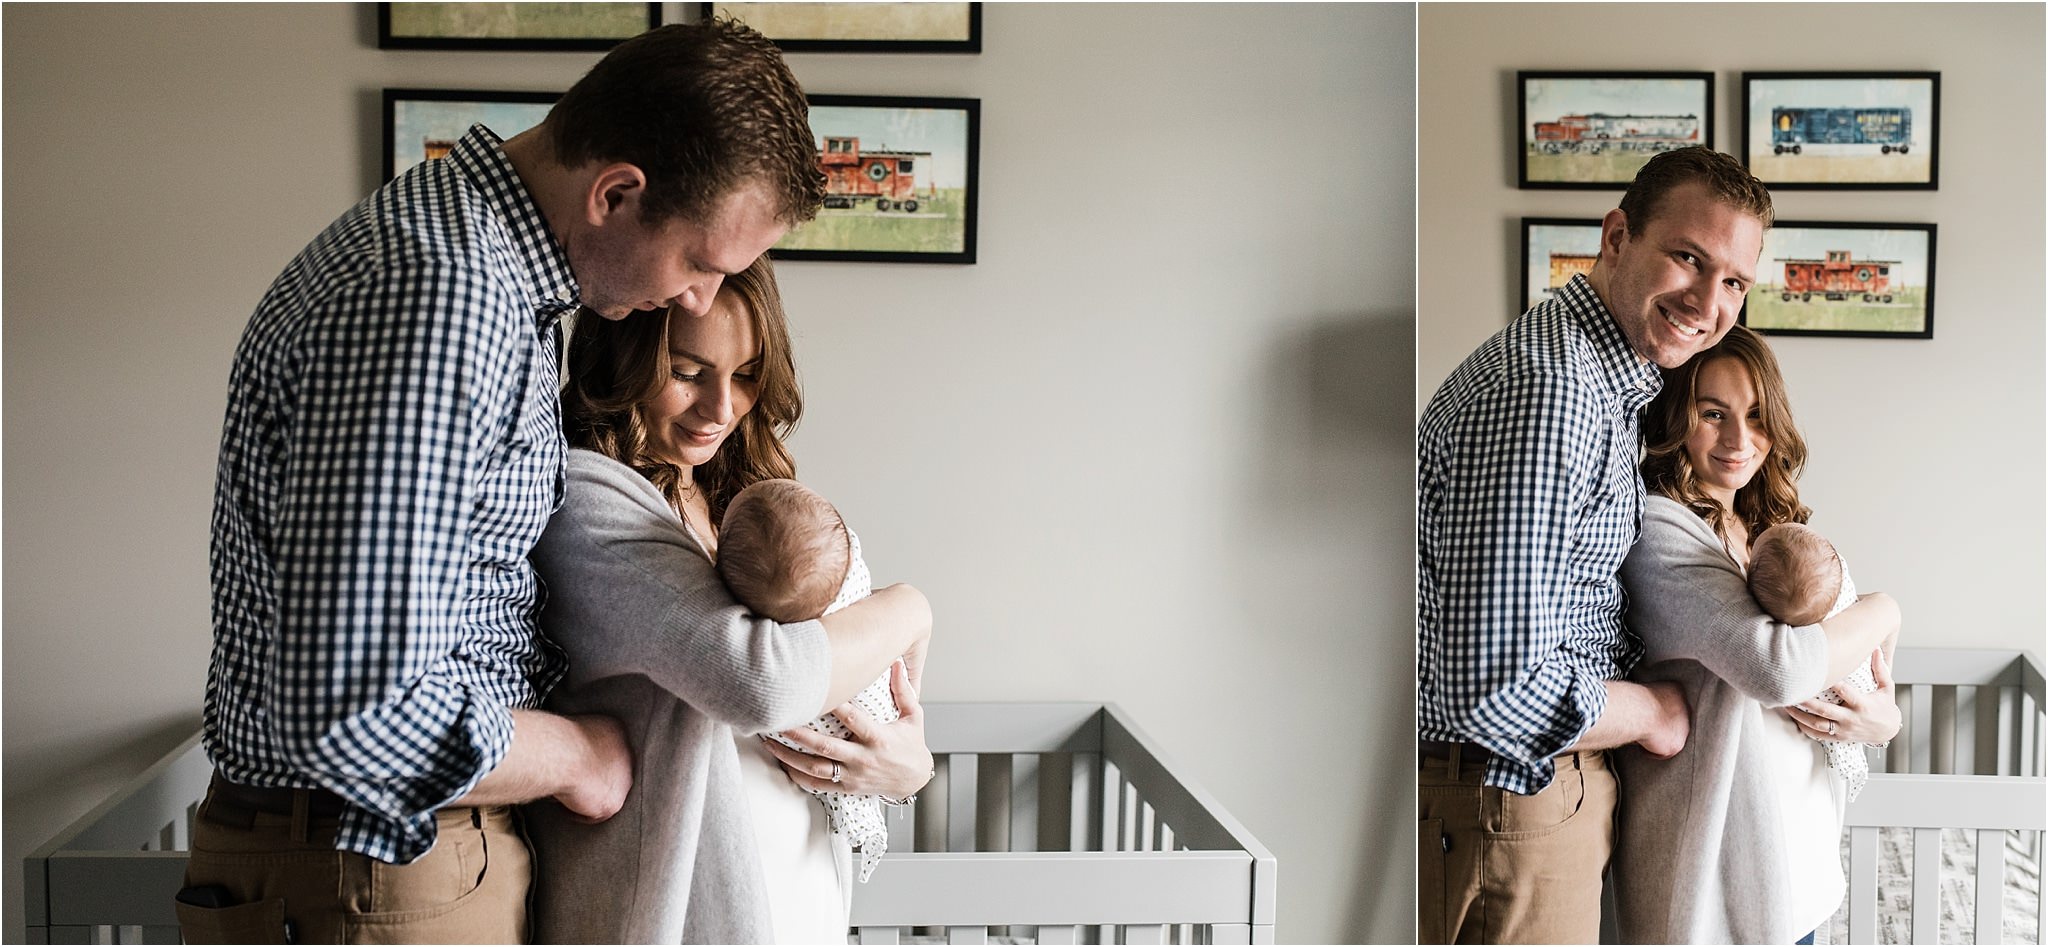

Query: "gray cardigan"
(1612, 495), (1838, 945)
(526, 449), (833, 944)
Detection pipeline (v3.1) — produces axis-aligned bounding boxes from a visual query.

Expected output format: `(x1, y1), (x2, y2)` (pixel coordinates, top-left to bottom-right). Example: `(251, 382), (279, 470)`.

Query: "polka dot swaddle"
(1808, 560), (1875, 803)
(765, 528), (898, 883)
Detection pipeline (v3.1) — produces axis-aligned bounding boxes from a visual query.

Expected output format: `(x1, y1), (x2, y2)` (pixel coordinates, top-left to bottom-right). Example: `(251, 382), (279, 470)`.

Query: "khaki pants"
(1417, 747), (1616, 945)
(175, 788), (531, 944)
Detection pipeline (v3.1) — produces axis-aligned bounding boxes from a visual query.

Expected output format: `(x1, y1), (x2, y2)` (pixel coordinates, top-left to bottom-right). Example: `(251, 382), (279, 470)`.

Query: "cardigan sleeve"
(531, 450), (833, 734)
(1619, 496), (1831, 707)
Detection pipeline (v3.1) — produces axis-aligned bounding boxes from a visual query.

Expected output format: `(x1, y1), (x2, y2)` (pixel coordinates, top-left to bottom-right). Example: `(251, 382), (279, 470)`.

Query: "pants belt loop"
(290, 789), (311, 843)
(1448, 743), (1463, 781)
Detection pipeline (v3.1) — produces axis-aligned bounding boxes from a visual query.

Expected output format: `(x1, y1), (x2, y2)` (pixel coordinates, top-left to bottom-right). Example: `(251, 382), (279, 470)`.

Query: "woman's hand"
(762, 660), (934, 800)
(1784, 647), (1902, 745)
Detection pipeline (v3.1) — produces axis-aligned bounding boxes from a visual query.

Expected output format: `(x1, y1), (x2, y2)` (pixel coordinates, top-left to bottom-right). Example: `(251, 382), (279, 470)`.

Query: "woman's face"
(643, 290), (761, 471)
(1684, 356), (1773, 506)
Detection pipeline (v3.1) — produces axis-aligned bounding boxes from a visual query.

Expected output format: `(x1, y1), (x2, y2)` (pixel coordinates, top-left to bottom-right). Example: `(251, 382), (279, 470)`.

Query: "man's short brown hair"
(1619, 146), (1774, 236)
(545, 18), (826, 227)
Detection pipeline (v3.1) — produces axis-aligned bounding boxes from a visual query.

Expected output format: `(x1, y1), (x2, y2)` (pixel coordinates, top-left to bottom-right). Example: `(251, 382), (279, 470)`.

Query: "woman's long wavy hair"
(560, 256), (802, 526)
(1640, 324), (1811, 547)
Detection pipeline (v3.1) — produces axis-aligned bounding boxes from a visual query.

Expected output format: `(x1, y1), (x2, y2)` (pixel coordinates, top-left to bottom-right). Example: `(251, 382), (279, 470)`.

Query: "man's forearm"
(816, 583), (931, 713)
(453, 709), (630, 821)
(1569, 679), (1689, 758)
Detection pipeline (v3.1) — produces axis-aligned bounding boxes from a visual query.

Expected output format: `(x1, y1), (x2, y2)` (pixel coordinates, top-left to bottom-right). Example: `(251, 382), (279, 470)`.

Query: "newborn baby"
(717, 478), (901, 882)
(1748, 522), (1878, 801)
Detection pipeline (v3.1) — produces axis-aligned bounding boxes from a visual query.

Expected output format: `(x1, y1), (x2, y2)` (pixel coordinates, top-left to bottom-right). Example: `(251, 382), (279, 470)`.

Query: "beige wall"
(1419, 4), (2045, 656)
(2, 3), (1416, 942)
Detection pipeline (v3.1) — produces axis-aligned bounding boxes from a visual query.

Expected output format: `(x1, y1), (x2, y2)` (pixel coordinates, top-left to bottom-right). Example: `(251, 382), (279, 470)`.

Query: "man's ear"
(1598, 207), (1630, 263)
(585, 162), (648, 227)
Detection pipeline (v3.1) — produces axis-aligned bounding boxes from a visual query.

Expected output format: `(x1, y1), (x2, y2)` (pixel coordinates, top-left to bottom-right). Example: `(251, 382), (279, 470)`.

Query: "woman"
(1613, 325), (1902, 945)
(527, 257), (935, 944)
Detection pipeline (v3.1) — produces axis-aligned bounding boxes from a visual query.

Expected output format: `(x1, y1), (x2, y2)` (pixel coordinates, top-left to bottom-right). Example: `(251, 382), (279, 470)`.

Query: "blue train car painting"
(1770, 107), (1913, 155)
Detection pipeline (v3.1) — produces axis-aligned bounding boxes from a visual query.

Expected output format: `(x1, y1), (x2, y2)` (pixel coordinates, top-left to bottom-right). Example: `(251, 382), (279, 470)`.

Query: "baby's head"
(1748, 522), (1842, 627)
(717, 479), (850, 623)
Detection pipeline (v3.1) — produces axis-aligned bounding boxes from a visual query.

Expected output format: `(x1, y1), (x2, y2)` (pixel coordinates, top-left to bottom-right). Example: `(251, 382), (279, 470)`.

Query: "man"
(1415, 146), (1773, 944)
(179, 20), (824, 943)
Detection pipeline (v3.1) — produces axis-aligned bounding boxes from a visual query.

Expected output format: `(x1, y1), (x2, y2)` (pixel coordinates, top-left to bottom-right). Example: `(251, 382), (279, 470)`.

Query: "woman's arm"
(815, 583), (931, 714)
(1812, 593), (1898, 684)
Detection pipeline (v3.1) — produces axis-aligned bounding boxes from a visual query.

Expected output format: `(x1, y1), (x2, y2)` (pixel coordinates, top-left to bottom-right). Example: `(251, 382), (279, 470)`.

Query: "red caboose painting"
(818, 136), (935, 213)
(1777, 249), (1899, 303)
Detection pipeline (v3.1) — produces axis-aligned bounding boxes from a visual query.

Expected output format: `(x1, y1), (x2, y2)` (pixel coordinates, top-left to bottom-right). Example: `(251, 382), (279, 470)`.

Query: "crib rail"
(21, 703), (1275, 945)
(1837, 648), (2046, 946)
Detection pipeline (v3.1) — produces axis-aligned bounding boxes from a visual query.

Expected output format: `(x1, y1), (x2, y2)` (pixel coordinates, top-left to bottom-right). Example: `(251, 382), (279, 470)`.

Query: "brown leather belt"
(1418, 740), (1494, 767)
(201, 773), (349, 827)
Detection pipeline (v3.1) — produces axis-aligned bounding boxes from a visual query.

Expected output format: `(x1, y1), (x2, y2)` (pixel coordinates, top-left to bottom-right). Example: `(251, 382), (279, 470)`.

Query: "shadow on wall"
(6, 710), (204, 943)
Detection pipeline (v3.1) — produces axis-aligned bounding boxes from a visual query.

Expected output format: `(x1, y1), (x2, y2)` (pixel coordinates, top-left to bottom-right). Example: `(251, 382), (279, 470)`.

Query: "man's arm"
(1568, 680), (1689, 758)
(264, 268), (538, 827)
(1425, 367), (1661, 767)
(453, 710), (632, 821)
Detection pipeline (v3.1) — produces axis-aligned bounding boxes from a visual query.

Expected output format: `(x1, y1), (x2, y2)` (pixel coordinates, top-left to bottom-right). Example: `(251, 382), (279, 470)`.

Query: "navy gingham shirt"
(205, 126), (575, 863)
(1416, 274), (1663, 794)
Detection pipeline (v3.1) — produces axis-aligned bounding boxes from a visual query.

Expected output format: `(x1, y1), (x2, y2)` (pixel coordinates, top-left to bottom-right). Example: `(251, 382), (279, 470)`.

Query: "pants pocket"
(174, 897), (290, 944)
(1417, 817), (1447, 944)
(1484, 762), (1586, 837)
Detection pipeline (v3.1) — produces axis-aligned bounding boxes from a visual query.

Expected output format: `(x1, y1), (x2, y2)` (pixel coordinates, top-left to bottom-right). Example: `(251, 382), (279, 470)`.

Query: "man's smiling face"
(1596, 180), (1766, 369)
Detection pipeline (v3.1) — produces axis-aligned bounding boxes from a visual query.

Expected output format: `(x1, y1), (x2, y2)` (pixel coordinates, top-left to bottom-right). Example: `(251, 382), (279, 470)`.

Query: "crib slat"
(1972, 829), (2002, 945)
(949, 754), (979, 853)
(1975, 685), (2008, 776)
(1911, 827), (1940, 944)
(1121, 779), (1141, 853)
(921, 757), (951, 853)
(1071, 752), (1101, 853)
(1847, 826), (1879, 945)
(1123, 924), (1166, 944)
(977, 754), (1011, 853)
(1037, 925), (1077, 944)
(1012, 753), (1040, 853)
(945, 925), (988, 944)
(1139, 801), (1157, 851)
(1101, 759), (1123, 852)
(856, 925), (900, 944)
(1890, 684), (1917, 774)
(1932, 685), (1958, 775)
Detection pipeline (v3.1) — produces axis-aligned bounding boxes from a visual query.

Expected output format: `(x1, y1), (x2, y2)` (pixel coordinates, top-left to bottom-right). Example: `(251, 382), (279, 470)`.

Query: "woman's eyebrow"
(669, 347), (762, 371)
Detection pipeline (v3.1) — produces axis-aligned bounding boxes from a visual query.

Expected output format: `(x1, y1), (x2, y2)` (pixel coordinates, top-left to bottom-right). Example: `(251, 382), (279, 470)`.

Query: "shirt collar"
(447, 124), (580, 326)
(1557, 273), (1663, 409)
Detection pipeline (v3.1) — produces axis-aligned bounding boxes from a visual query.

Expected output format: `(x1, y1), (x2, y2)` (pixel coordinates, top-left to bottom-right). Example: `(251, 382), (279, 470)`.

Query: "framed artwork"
(703, 2), (981, 53)
(773, 94), (980, 264)
(1741, 72), (1939, 189)
(1519, 218), (1605, 314)
(378, 3), (659, 51)
(1518, 71), (1714, 189)
(383, 89), (557, 180)
(1741, 221), (1936, 339)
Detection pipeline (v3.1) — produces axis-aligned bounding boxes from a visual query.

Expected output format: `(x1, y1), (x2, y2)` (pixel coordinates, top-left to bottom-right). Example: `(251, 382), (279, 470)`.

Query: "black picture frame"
(1518, 71), (1714, 189)
(701, 2), (981, 53)
(1740, 220), (1937, 339)
(1741, 72), (1940, 190)
(1518, 217), (1605, 314)
(771, 94), (980, 265)
(382, 88), (559, 181)
(377, 3), (659, 51)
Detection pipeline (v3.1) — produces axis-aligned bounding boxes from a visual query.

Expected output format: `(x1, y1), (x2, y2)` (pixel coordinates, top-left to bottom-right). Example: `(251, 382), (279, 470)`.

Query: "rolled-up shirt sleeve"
(1421, 365), (1626, 791)
(265, 262), (524, 857)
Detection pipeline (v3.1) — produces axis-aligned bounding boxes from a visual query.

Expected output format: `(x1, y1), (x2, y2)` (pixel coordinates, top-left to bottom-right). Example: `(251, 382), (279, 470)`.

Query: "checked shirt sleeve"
(1424, 365), (1615, 790)
(266, 260), (520, 854)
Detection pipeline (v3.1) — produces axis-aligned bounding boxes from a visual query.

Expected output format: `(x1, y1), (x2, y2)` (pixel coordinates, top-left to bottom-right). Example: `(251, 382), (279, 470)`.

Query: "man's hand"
(1570, 679), (1690, 757)
(1635, 679), (1690, 759)
(455, 709), (634, 821)
(555, 714), (633, 823)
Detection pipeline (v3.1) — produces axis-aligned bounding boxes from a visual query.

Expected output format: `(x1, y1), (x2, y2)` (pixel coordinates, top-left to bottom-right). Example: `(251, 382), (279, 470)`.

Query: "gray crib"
(22, 702), (1276, 945)
(1826, 647), (2046, 945)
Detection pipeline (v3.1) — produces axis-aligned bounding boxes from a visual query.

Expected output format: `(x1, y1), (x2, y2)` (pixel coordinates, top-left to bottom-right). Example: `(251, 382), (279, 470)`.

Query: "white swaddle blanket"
(765, 528), (899, 882)
(1806, 561), (1876, 802)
